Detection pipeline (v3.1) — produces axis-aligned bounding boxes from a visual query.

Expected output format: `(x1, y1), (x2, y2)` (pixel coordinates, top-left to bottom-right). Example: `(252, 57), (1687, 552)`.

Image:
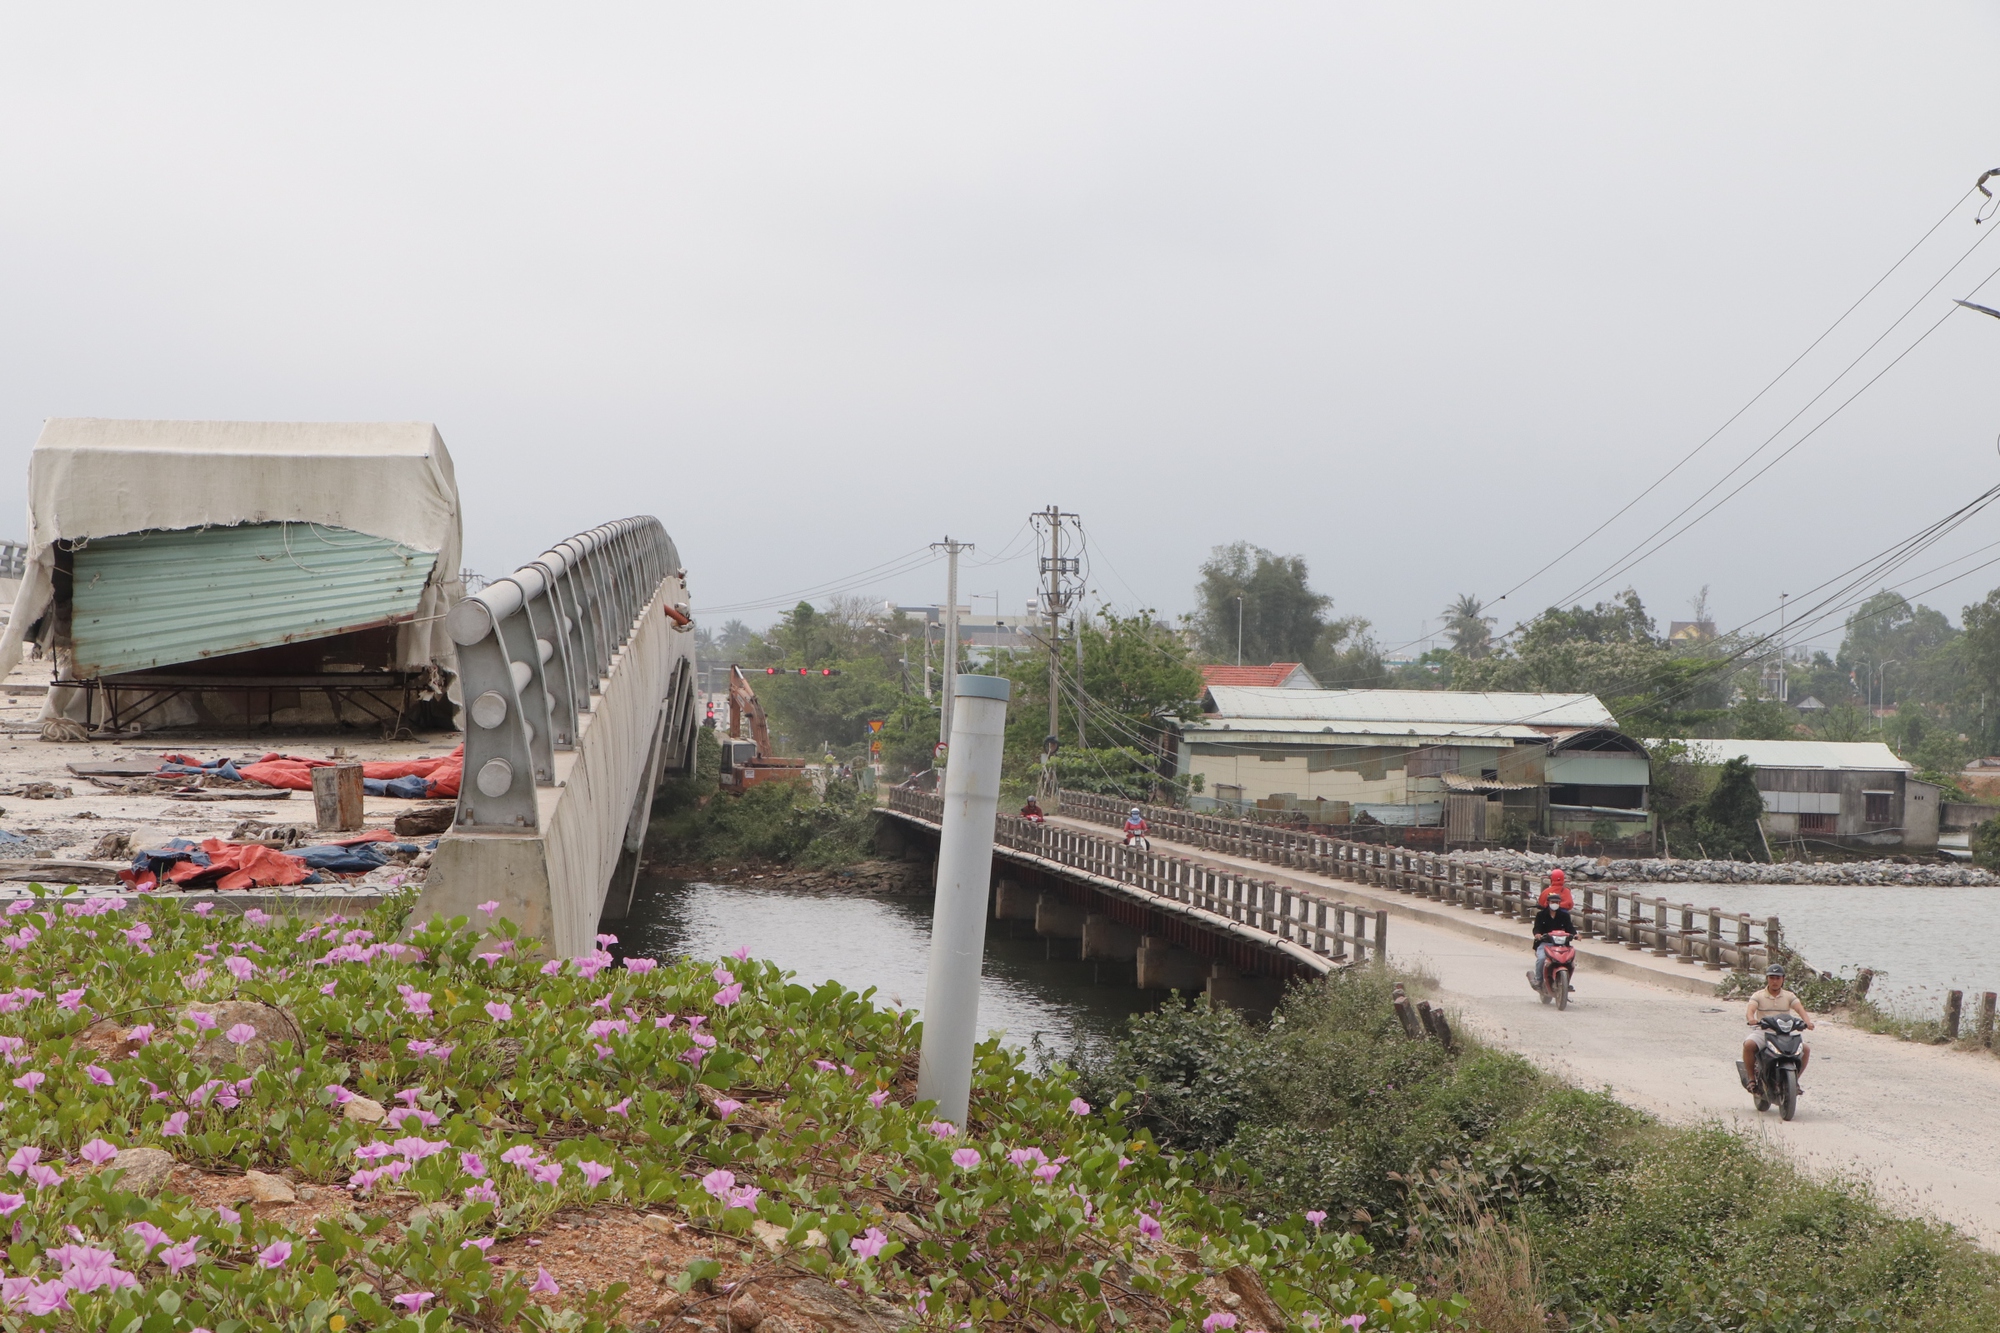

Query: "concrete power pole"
(932, 537), (971, 751)
(1031, 506), (1079, 796)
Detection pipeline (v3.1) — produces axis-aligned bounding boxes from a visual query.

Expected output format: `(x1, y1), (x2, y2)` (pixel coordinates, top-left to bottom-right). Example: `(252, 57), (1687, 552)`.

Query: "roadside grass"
(1073, 968), (2000, 1332)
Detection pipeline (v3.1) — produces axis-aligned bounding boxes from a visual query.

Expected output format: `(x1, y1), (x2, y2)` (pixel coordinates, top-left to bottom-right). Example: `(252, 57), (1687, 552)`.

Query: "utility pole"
(1074, 605), (1087, 748)
(1031, 506), (1080, 793)
(932, 537), (971, 750)
(1235, 595), (1244, 667)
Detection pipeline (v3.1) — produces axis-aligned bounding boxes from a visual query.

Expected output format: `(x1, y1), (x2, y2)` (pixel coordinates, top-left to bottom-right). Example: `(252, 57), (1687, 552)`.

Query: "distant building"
(1678, 739), (1939, 851)
(1173, 686), (1651, 841)
(1668, 620), (1716, 642)
(875, 601), (1039, 664)
(1198, 662), (1319, 690)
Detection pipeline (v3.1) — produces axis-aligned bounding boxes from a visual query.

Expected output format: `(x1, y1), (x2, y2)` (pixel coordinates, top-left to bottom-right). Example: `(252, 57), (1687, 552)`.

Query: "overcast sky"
(4, 5), (2000, 659)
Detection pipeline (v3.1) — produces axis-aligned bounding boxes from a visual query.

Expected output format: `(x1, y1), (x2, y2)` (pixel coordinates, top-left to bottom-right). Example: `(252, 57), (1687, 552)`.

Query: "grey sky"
(3, 5), (1998, 659)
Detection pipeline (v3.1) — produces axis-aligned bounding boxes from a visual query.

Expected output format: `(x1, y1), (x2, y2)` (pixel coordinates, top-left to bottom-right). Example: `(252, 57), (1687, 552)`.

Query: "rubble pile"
(1445, 847), (1999, 887)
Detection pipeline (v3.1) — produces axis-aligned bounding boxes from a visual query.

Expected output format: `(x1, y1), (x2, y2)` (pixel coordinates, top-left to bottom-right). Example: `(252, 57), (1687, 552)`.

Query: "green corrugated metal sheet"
(70, 523), (438, 676)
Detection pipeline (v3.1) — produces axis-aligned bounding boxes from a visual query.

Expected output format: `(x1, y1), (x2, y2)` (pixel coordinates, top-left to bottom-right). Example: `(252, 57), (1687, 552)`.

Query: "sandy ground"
(1044, 815), (2000, 1249)
(0, 655), (460, 864)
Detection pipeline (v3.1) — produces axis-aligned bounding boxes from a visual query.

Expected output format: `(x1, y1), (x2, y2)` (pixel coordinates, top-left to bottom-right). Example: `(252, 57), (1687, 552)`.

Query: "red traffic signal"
(761, 666), (841, 676)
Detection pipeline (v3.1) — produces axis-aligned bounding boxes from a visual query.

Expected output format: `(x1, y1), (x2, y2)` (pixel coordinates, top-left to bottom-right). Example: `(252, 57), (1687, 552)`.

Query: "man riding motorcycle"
(1529, 871), (1576, 994)
(1743, 963), (1814, 1095)
(1020, 797), (1046, 823)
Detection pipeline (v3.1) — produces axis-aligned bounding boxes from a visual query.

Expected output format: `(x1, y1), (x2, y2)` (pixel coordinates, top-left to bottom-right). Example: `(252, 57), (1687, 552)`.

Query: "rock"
(749, 1220), (824, 1252)
(341, 1096), (387, 1124)
(760, 1277), (899, 1333)
(105, 1147), (174, 1196)
(180, 1000), (305, 1071)
(720, 1293), (765, 1332)
(243, 1170), (295, 1204)
(642, 1214), (677, 1235)
(394, 805), (456, 837)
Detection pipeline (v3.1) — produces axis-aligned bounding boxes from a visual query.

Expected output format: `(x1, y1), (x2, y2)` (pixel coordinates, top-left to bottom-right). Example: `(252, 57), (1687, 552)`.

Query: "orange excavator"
(718, 665), (809, 794)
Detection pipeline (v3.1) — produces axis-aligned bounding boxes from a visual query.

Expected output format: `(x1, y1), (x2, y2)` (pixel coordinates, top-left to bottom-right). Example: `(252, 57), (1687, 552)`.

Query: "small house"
(1680, 739), (1939, 851)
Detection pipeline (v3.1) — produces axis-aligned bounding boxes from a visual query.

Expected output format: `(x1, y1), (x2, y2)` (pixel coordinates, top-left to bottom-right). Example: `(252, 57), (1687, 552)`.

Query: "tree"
(1694, 756), (1765, 861)
(1190, 543), (1331, 665)
(1441, 594), (1495, 658)
(1837, 590), (1955, 709)
(1729, 698), (1797, 741)
(1513, 589), (1656, 653)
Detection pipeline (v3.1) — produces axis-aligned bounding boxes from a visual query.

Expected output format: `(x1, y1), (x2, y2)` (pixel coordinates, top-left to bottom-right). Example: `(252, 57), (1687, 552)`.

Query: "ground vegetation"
(0, 886), (1460, 1332)
(1074, 970), (2000, 1332)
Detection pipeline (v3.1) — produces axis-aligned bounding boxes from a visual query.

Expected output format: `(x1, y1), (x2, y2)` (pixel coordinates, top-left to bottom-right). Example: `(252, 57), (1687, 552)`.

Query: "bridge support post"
(1136, 935), (1206, 992)
(1206, 964), (1285, 1011)
(1081, 913), (1140, 962)
(1034, 893), (1086, 940)
(993, 880), (1038, 921)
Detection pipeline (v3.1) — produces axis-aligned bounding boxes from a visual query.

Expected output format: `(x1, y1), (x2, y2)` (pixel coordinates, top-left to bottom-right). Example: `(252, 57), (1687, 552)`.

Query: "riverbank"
(0, 885), (1458, 1331)
(644, 857), (928, 897)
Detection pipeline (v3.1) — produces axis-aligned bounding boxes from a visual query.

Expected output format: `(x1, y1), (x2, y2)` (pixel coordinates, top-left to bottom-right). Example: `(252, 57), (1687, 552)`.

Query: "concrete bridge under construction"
(412, 517), (700, 957)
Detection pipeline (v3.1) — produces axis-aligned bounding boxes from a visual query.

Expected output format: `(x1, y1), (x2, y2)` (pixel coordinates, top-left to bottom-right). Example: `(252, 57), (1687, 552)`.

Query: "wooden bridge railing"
(1057, 790), (1775, 974)
(886, 787), (1386, 968)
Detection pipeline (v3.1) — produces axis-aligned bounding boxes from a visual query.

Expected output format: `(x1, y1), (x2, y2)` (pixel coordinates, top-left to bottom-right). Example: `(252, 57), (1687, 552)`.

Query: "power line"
(1550, 234), (2000, 609)
(1492, 181), (1983, 609)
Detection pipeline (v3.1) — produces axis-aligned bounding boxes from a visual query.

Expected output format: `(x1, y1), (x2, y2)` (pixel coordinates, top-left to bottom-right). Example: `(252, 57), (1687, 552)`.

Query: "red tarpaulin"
(235, 746), (463, 798)
(165, 840), (311, 892)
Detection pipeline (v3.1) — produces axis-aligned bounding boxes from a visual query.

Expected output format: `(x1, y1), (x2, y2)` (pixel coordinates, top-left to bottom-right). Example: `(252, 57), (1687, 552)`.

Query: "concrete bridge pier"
(1136, 935), (1207, 993)
(1034, 892), (1086, 959)
(1206, 964), (1286, 1011)
(1081, 912), (1140, 962)
(993, 879), (1037, 923)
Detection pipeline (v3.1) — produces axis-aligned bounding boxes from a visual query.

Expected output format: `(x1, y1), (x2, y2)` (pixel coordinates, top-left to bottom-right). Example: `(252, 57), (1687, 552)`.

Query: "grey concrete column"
(1135, 935), (1207, 992)
(1034, 893), (1086, 938)
(1081, 913), (1140, 961)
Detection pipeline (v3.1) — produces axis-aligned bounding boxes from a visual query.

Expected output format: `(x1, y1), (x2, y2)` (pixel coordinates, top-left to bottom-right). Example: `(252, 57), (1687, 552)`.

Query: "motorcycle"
(1736, 1014), (1808, 1121)
(1529, 930), (1577, 1010)
(1122, 829), (1150, 850)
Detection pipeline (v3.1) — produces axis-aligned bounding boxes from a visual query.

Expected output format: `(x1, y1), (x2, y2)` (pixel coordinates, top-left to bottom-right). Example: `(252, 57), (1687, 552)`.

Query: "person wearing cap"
(1122, 806), (1149, 845)
(1743, 963), (1814, 1094)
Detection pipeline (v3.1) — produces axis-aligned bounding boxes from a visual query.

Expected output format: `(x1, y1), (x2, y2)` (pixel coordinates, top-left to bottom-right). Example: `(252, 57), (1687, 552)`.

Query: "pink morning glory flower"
(578, 1160), (612, 1187)
(126, 1024), (154, 1046)
(849, 1226), (889, 1260)
(11, 1072), (43, 1093)
(608, 1097), (632, 1118)
(159, 1238), (202, 1274)
(727, 1184), (761, 1210)
(161, 1111), (189, 1136)
(1344, 1318), (1366, 1330)
(478, 900), (500, 916)
(484, 1001), (512, 1022)
(714, 1098), (742, 1119)
(24, 1163), (62, 1189)
(813, 1060), (836, 1073)
(0, 1192), (23, 1216)
(540, 960), (562, 975)
(393, 1291), (433, 1312)
(700, 1168), (736, 1199)
(460, 1151), (486, 1178)
(868, 1091), (890, 1108)
(187, 1011), (216, 1031)
(1033, 1163), (1061, 1183)
(926, 1121), (957, 1138)
(56, 989), (85, 1011)
(1009, 1148), (1048, 1168)
(223, 1024), (257, 1046)
(192, 902), (214, 917)
(950, 1148), (981, 1170)
(1203, 1315), (1239, 1333)
(223, 956), (254, 981)
(319, 982), (338, 995)
(625, 957), (656, 973)
(78, 1139), (118, 1166)
(1306, 1209), (1327, 1228)
(461, 1237), (495, 1254)
(530, 1267), (560, 1295)
(731, 945), (750, 960)
(528, 1161), (563, 1185)
(1138, 1214), (1163, 1240)
(466, 1181), (500, 1204)
(125, 1222), (170, 1249)
(1069, 1097), (1091, 1115)
(713, 983), (742, 1007)
(257, 1241), (292, 1269)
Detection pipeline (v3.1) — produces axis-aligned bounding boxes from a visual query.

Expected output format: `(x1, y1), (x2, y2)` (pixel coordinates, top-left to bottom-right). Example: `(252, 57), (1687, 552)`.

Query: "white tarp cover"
(0, 419), (464, 681)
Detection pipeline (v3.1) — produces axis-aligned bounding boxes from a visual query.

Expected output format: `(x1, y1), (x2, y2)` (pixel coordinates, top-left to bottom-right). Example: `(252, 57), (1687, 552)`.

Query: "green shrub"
(1971, 815), (2000, 871)
(649, 771), (877, 868)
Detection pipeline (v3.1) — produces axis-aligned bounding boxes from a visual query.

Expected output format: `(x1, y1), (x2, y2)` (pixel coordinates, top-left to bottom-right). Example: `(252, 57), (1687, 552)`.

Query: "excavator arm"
(727, 666), (776, 759)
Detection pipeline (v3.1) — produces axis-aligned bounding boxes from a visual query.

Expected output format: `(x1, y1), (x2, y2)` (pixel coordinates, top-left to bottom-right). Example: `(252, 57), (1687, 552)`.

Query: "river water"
(616, 873), (1162, 1060)
(1629, 881), (2000, 1017)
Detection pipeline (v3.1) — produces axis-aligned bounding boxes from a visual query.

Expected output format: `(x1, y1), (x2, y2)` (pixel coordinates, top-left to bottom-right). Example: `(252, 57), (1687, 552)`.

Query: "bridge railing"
(446, 517), (688, 831)
(887, 787), (1386, 967)
(1059, 790), (1774, 973)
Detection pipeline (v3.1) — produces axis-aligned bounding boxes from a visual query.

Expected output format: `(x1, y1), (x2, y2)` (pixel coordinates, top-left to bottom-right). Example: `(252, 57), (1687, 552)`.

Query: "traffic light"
(760, 667), (841, 676)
